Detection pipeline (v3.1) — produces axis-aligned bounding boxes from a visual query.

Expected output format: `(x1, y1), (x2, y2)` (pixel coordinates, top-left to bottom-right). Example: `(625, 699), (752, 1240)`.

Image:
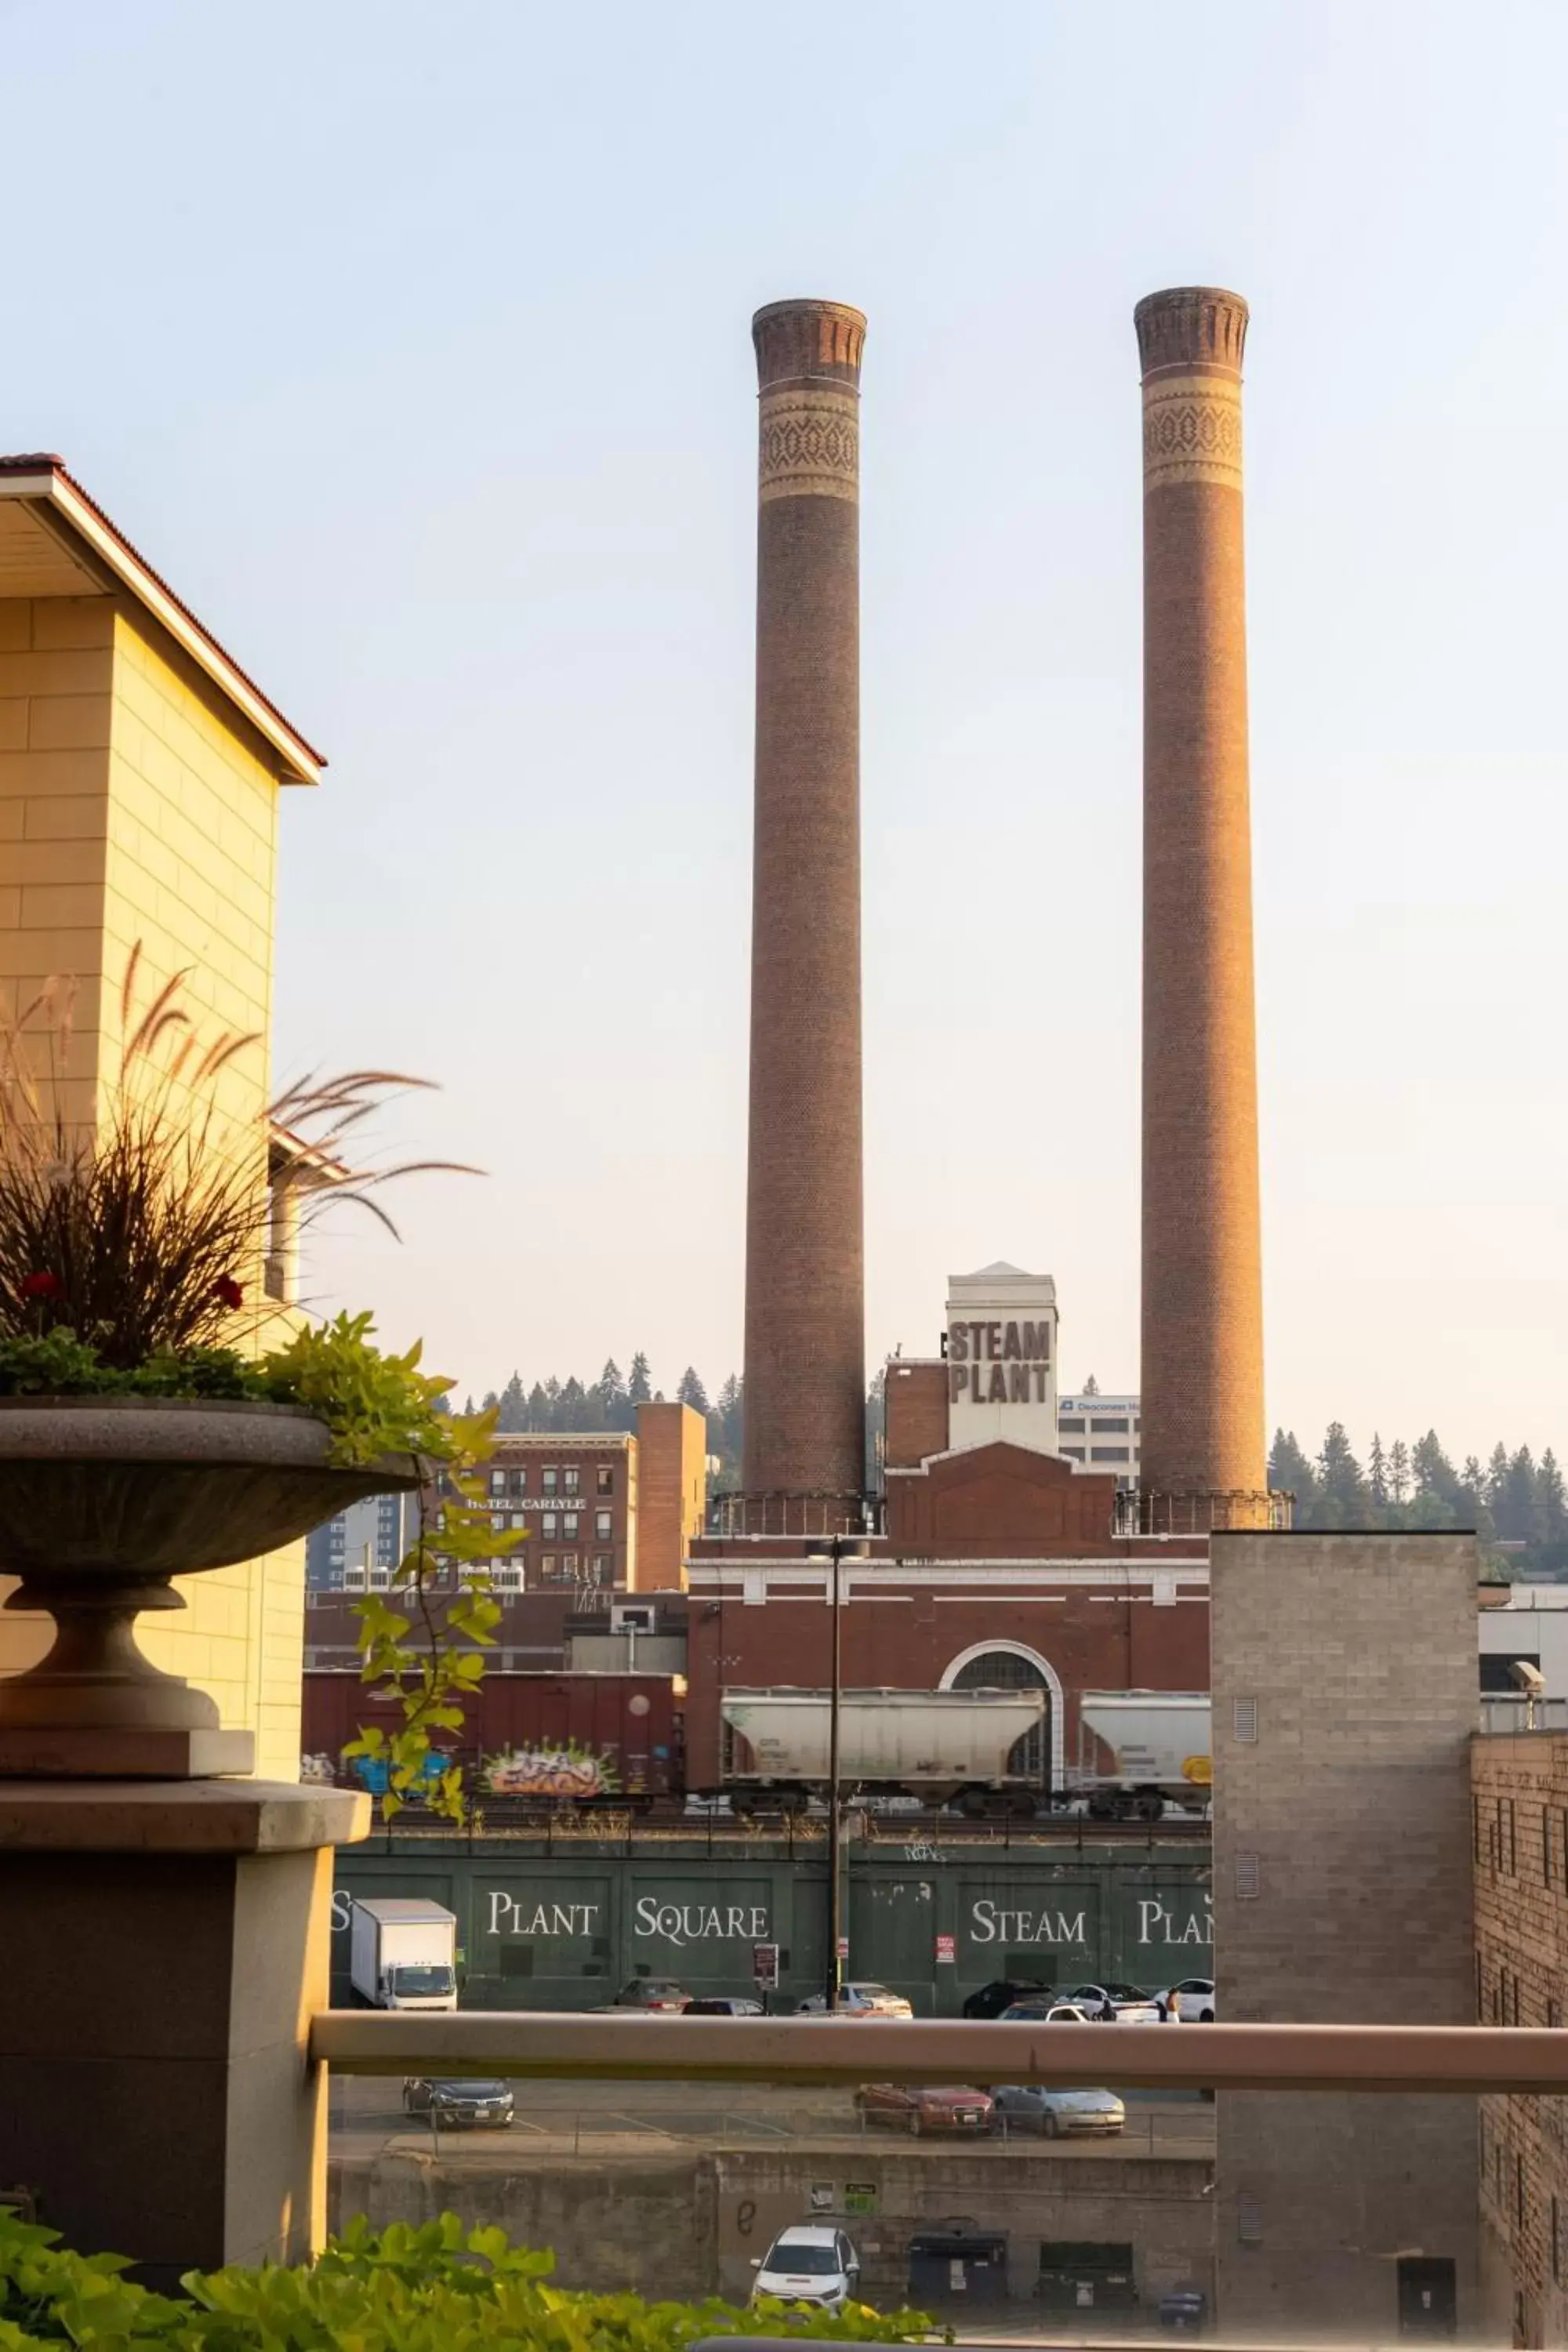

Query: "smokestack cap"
(1135, 287), (1249, 380)
(753, 299), (866, 392)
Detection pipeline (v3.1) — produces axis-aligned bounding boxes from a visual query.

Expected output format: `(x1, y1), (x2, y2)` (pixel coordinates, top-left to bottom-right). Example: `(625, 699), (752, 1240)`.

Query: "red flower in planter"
(212, 1275), (245, 1311)
(19, 1272), (62, 1301)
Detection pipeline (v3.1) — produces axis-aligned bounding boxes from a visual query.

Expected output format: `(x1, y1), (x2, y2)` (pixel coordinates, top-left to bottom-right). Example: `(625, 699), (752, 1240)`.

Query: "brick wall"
(883, 1360), (948, 1468)
(1210, 1531), (1480, 2339)
(634, 1401), (705, 1590)
(1472, 1732), (1568, 2346)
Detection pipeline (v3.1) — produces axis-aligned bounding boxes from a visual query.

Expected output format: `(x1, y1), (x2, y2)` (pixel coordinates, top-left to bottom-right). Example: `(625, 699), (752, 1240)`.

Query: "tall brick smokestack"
(741, 299), (866, 1523)
(1135, 287), (1266, 1526)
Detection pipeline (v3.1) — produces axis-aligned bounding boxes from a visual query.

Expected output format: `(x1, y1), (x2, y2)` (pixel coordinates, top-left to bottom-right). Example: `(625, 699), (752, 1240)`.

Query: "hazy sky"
(5, 2), (1564, 1464)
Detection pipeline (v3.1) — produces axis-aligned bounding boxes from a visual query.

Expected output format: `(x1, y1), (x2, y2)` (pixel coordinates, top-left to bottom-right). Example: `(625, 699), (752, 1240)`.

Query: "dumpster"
(1037, 2240), (1138, 2317)
(907, 2227), (1009, 2307)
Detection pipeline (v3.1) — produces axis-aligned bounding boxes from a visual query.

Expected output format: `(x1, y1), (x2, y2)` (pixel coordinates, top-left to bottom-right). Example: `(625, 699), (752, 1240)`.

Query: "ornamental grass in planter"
(0, 953), (495, 1782)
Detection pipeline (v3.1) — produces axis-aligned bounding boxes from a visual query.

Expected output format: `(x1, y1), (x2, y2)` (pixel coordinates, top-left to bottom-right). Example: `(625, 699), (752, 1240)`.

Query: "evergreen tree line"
(462, 1359), (746, 1480)
(1269, 1424), (1568, 1570)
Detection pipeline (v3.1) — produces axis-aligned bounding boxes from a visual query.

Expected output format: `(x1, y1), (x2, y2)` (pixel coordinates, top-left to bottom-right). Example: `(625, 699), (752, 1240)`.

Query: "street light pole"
(810, 1535), (866, 2014)
(827, 1537), (844, 2014)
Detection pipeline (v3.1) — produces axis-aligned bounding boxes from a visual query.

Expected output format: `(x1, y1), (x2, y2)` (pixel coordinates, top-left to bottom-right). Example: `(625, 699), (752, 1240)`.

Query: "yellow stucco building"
(0, 453), (325, 1779)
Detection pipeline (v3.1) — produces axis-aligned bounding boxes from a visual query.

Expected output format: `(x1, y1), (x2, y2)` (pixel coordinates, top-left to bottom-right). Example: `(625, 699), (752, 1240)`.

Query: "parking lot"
(329, 2073), (1214, 2168)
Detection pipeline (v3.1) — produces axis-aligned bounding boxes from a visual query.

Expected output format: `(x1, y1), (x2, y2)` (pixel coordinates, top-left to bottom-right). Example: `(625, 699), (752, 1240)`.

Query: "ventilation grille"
(1235, 1853), (1261, 1900)
(1233, 1695), (1258, 1742)
(1238, 2194), (1262, 2245)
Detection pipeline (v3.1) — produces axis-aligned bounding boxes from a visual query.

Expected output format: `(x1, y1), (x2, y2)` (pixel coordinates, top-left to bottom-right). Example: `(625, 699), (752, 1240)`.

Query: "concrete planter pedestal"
(0, 1777), (368, 2286)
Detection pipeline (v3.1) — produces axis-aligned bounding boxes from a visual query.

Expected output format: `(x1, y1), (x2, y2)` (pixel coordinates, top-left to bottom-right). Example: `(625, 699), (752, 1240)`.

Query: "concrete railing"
(310, 2013), (1568, 2095)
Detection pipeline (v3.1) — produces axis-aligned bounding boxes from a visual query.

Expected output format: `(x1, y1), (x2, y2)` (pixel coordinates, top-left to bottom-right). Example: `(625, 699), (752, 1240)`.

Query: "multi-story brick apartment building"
(479, 1432), (637, 1592)
(1473, 1728), (1568, 2346)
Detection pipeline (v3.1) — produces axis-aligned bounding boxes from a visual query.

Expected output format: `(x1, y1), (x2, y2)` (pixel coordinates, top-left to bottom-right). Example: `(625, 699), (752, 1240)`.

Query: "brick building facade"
(686, 1439), (1207, 1793)
(1473, 1730), (1568, 2347)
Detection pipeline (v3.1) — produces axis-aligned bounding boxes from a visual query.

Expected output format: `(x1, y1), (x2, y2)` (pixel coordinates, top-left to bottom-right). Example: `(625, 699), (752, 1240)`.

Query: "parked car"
(961, 1976), (1053, 2020)
(1156, 1976), (1217, 2022)
(855, 2082), (994, 2136)
(604, 1978), (691, 2012)
(796, 1982), (913, 2017)
(993, 2084), (1126, 2137)
(998, 1998), (1093, 2023)
(683, 1995), (765, 2016)
(401, 2077), (514, 2129)
(1057, 1980), (1163, 2023)
(751, 2225), (862, 2308)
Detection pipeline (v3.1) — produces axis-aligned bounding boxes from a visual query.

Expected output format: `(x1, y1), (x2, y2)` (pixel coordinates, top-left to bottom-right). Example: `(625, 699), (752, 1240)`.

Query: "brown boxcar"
(301, 1671), (683, 1800)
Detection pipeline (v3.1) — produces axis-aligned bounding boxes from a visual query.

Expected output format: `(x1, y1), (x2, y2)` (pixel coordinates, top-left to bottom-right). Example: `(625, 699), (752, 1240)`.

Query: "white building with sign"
(943, 1261), (1060, 1455)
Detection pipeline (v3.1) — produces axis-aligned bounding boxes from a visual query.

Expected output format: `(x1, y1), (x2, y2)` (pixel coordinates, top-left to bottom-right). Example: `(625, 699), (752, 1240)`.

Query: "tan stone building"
(0, 453), (324, 1777)
(1210, 1530), (1481, 2339)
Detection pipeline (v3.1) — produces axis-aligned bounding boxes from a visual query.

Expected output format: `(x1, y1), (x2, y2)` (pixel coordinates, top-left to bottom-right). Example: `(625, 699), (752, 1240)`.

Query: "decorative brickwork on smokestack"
(1136, 287), (1268, 1530)
(741, 299), (867, 1528)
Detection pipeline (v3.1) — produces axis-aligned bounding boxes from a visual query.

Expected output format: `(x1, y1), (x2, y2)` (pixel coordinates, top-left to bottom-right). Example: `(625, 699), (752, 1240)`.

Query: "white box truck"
(349, 1897), (459, 2010)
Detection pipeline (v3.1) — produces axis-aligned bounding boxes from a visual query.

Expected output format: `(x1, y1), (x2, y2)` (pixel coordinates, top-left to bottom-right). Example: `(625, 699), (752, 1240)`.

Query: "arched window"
(949, 1647), (1050, 1780)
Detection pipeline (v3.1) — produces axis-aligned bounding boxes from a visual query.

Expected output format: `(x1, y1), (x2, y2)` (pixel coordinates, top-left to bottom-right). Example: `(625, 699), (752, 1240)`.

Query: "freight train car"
(717, 1687), (1047, 1813)
(1073, 1691), (1212, 1820)
(301, 1670), (684, 1802)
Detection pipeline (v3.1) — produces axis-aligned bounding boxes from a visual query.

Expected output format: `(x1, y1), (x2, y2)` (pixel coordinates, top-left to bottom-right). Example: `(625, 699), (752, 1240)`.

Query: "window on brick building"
(541, 1513), (557, 1537)
(1499, 1797), (1517, 1875)
(563, 1512), (579, 1537)
(543, 1468), (558, 1492)
(541, 1554), (556, 1579)
(564, 1467), (580, 1493)
(596, 1511), (612, 1537)
(593, 1553), (611, 1581)
(597, 1466), (615, 1495)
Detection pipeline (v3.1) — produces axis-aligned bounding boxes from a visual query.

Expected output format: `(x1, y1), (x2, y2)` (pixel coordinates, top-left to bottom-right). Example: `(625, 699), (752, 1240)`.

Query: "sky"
(4, 1), (1564, 1466)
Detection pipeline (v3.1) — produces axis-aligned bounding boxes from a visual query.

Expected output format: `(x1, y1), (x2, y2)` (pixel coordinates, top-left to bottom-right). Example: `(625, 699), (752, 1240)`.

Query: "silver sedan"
(992, 2085), (1126, 2138)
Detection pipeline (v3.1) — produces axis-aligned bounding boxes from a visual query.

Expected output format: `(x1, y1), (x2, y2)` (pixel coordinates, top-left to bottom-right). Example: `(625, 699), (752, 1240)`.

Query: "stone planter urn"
(0, 1397), (423, 1777)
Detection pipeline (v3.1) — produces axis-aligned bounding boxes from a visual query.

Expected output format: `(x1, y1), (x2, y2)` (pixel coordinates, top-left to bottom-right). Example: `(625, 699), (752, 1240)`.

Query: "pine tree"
(712, 1374), (744, 1477)
(1269, 1430), (1319, 1523)
(481, 1388), (499, 1414)
(1367, 1433), (1389, 1508)
(1412, 1432), (1463, 1515)
(1485, 1443), (1510, 1523)
(496, 1373), (528, 1432)
(627, 1353), (652, 1407)
(597, 1358), (628, 1428)
(526, 1381), (549, 1431)
(677, 1367), (710, 1416)
(1316, 1422), (1369, 1527)
(462, 1393), (477, 1418)
(1541, 1451), (1566, 1544)
(558, 1375), (587, 1429)
(1082, 1374), (1101, 1396)
(1388, 1439), (1411, 1507)
(1502, 1446), (1545, 1547)
(1460, 1456), (1494, 1541)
